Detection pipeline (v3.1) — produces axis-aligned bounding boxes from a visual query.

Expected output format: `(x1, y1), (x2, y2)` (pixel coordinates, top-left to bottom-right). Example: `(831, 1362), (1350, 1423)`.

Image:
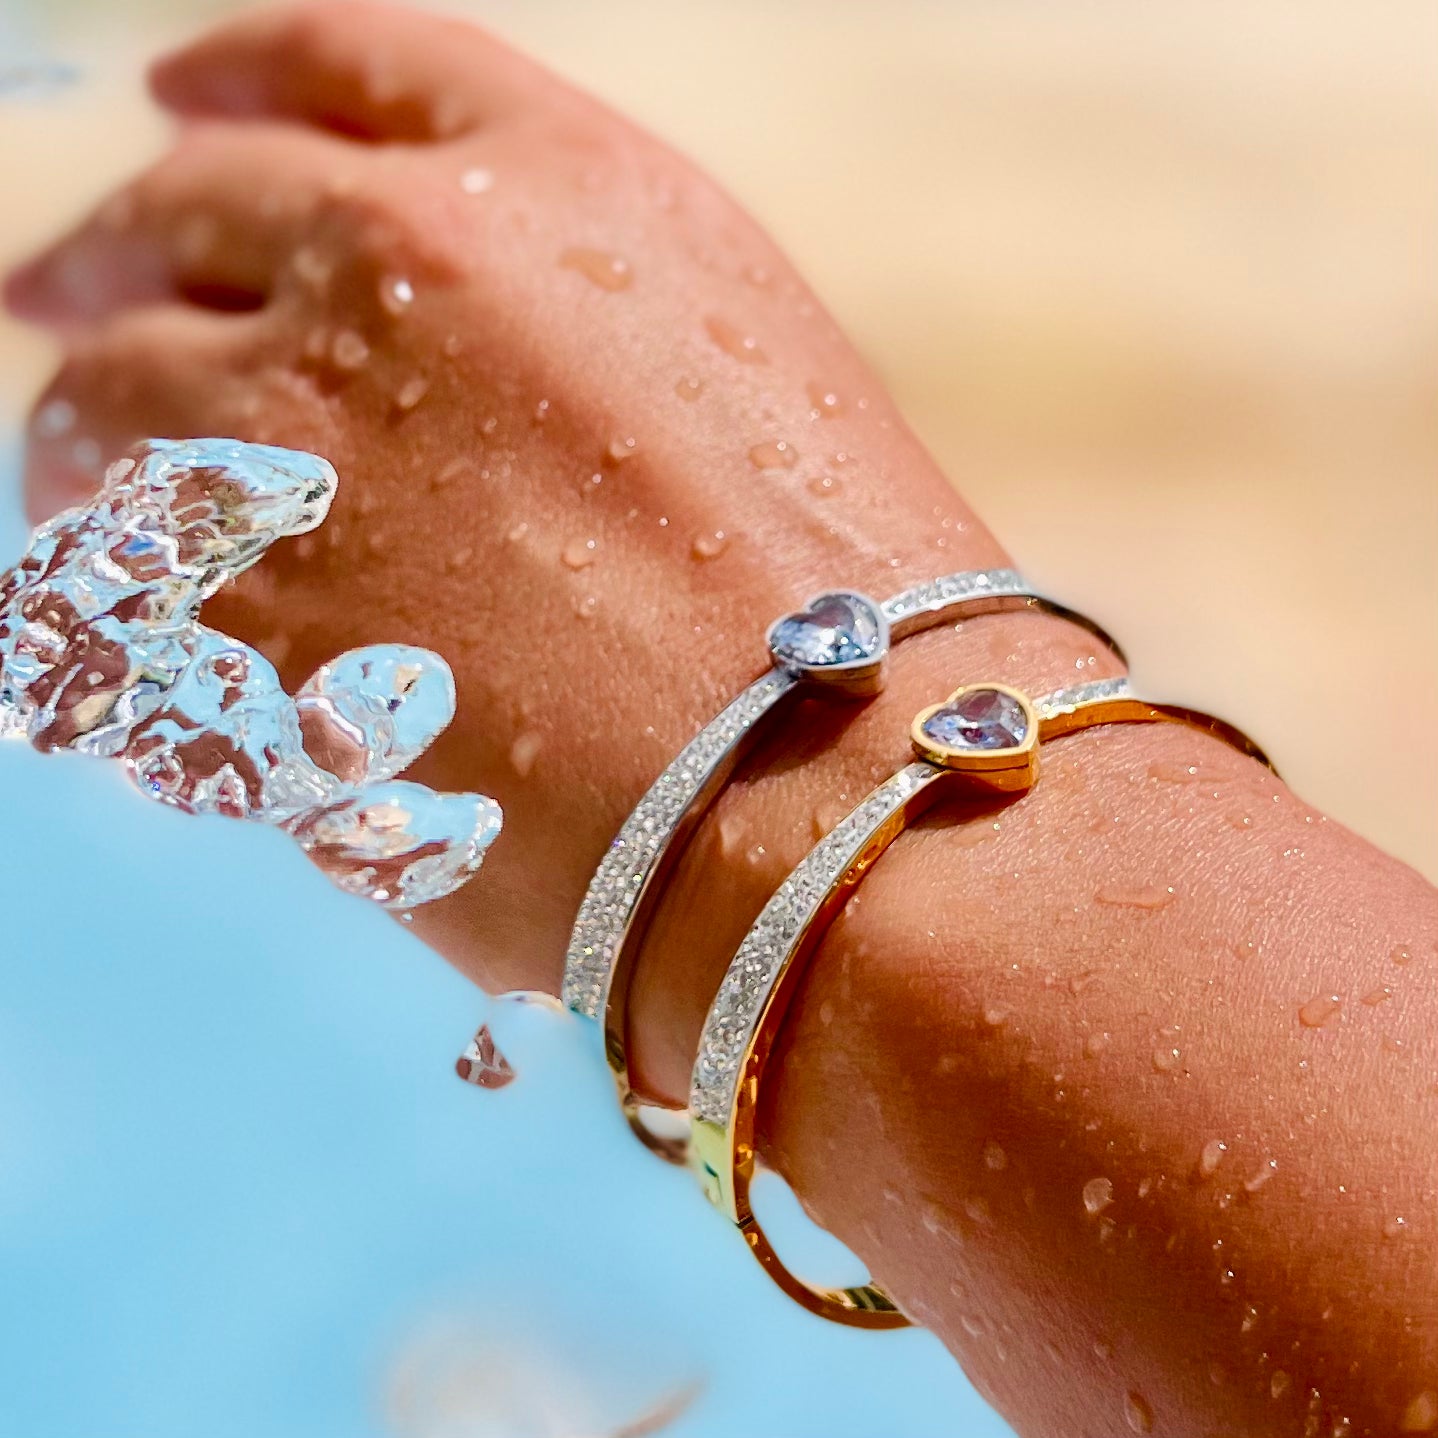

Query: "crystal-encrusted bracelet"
(560, 567), (1125, 1155)
(687, 676), (1275, 1328)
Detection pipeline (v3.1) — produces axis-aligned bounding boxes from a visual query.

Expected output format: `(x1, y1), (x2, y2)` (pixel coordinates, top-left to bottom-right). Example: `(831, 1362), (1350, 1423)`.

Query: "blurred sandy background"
(1, 0), (1434, 878)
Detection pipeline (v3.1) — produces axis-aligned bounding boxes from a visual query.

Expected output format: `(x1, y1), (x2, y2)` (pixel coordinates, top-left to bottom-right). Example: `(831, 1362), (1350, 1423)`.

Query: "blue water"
(0, 448), (1011, 1436)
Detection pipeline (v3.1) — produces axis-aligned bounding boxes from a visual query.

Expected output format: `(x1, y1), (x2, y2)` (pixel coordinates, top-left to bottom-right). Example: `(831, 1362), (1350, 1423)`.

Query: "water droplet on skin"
(920, 1201), (946, 1236)
(561, 539), (598, 570)
(291, 244), (333, 291)
(1362, 985), (1394, 1006)
(394, 375), (429, 411)
(1085, 1031), (1111, 1057)
(743, 263), (771, 287)
(446, 546), (473, 573)
(1392, 945), (1413, 966)
(1298, 993), (1342, 1028)
(1147, 760), (1200, 783)
(704, 315), (767, 364)
(806, 381), (843, 418)
(960, 1314), (984, 1338)
(964, 1196), (992, 1225)
(691, 531), (728, 561)
(379, 274), (414, 314)
(1082, 1177), (1113, 1216)
(674, 376), (704, 401)
(1382, 1034), (1406, 1054)
(1152, 1047), (1181, 1073)
(606, 435), (639, 463)
(460, 166), (494, 194)
(1124, 1390), (1154, 1433)
(1240, 1305), (1260, 1334)
(533, 398), (551, 424)
(506, 522), (529, 543)
(748, 440), (797, 470)
(1198, 1139), (1228, 1179)
(807, 474), (841, 498)
(1384, 1215), (1408, 1239)
(330, 329), (370, 370)
(442, 334), (463, 359)
(72, 437), (102, 474)
(571, 594), (599, 621)
(32, 397), (76, 439)
(1244, 1159), (1278, 1193)
(1093, 1340), (1113, 1361)
(1096, 884), (1175, 910)
(984, 1141), (1007, 1171)
(1402, 1390), (1438, 1432)
(560, 246), (633, 292)
(1208, 1362), (1228, 1386)
(1270, 1370), (1293, 1400)
(982, 1006), (1008, 1029)
(509, 731), (542, 778)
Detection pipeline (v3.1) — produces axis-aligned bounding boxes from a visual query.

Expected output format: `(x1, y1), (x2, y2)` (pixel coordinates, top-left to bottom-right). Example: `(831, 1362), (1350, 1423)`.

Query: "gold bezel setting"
(910, 681), (1039, 791)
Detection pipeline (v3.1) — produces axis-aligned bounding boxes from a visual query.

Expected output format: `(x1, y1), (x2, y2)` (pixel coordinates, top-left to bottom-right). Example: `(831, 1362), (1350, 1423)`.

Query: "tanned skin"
(7, 6), (1436, 1433)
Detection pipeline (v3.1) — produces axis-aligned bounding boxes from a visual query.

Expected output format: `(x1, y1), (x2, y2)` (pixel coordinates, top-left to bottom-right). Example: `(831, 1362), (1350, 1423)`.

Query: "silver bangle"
(561, 566), (1124, 1148)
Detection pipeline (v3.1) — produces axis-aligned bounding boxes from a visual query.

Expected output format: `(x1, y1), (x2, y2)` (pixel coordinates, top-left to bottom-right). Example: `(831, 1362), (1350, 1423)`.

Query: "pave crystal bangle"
(687, 675), (1275, 1329)
(560, 567), (1124, 1150)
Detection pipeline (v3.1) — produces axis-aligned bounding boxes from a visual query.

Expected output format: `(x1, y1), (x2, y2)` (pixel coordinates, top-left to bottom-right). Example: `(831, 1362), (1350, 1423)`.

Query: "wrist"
(625, 596), (1131, 1105)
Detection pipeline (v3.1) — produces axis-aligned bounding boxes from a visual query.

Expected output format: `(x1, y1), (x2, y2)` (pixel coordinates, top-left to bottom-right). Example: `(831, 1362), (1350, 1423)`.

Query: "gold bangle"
(688, 676), (1275, 1328)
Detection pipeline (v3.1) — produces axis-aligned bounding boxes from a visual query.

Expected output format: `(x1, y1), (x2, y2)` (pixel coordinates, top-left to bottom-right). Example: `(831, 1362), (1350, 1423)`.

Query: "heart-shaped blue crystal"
(767, 591), (887, 672)
(921, 687), (1030, 751)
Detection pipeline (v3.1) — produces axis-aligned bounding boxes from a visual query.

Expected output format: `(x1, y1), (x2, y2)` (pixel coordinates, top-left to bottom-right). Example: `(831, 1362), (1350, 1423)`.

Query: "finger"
(148, 0), (554, 142)
(4, 123), (364, 326)
(21, 305), (289, 523)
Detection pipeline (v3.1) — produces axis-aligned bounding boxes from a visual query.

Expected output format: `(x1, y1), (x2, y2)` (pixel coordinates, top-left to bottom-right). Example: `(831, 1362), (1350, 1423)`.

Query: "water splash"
(0, 438), (501, 909)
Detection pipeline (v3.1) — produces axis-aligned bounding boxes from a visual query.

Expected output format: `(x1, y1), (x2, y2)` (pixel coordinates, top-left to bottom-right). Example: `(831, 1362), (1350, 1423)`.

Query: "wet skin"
(6, 5), (1438, 1434)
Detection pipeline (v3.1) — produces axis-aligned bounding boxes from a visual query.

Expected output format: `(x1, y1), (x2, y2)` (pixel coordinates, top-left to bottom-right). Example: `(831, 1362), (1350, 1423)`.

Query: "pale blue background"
(0, 441), (1013, 1436)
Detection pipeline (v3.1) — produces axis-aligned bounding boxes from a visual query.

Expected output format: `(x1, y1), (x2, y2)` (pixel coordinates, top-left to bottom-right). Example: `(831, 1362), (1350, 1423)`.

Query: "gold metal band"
(693, 677), (1276, 1328)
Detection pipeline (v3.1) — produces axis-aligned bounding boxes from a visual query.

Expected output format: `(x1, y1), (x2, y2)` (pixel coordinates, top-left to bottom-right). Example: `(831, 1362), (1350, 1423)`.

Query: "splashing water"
(0, 437), (502, 908)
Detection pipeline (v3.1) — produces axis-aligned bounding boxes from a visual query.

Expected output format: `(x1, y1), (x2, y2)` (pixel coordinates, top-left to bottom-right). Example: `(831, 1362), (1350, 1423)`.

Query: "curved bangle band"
(560, 567), (1124, 1153)
(688, 675), (1275, 1329)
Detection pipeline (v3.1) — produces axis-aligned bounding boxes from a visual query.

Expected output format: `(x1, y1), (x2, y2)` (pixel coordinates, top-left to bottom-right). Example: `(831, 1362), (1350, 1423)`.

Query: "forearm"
(379, 352), (1438, 1430)
(610, 496), (1437, 1432)
(767, 706), (1437, 1435)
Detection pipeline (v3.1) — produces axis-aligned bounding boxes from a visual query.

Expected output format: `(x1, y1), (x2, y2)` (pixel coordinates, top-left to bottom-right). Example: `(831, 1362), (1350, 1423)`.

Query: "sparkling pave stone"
(1035, 675), (1131, 716)
(561, 670), (797, 1019)
(690, 761), (938, 1125)
(768, 591), (884, 670)
(562, 569), (1034, 1023)
(922, 687), (1029, 751)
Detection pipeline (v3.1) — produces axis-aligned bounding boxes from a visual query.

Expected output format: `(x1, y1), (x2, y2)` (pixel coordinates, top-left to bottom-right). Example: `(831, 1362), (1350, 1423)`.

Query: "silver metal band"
(561, 568), (1123, 1022)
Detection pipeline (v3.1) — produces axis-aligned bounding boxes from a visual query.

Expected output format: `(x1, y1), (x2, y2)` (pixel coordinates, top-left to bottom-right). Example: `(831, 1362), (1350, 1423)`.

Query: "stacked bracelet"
(561, 568), (1124, 1156)
(688, 676), (1274, 1328)
(559, 564), (1272, 1330)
